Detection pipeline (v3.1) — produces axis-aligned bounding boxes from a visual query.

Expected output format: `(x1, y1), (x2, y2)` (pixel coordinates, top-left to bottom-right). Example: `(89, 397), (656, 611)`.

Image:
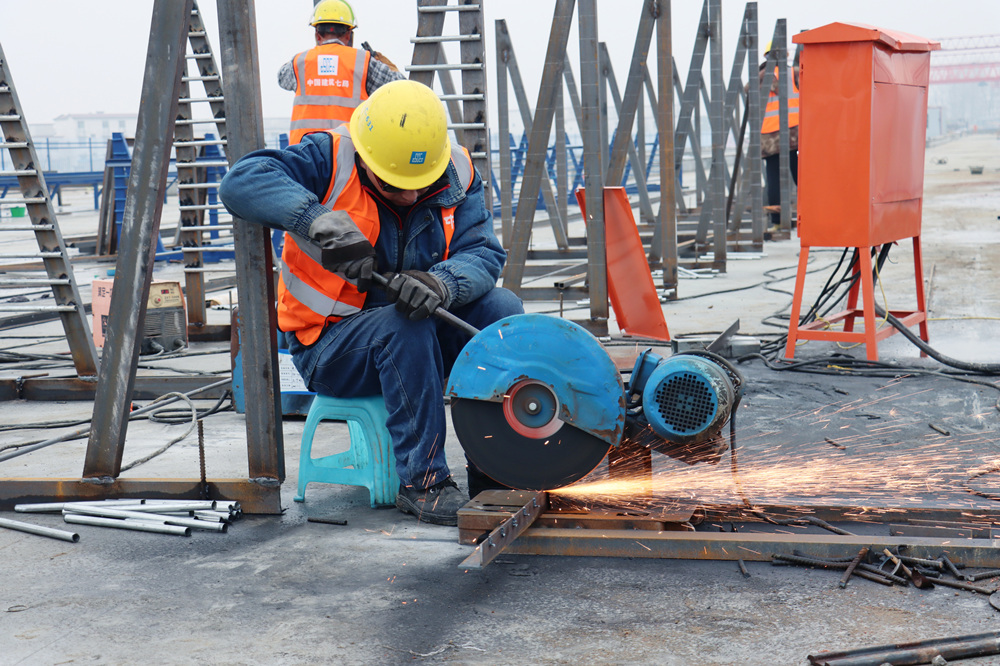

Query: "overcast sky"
(1, 1), (997, 129)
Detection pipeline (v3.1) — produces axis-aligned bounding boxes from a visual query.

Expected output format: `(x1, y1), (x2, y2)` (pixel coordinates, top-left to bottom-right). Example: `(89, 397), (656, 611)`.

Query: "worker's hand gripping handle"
(370, 272), (480, 338)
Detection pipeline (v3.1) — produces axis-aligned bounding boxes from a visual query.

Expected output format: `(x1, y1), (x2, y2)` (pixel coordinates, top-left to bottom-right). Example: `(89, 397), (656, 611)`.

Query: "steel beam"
(656, 1), (678, 297)
(707, 0), (727, 269)
(84, 0), (193, 478)
(576, 0), (609, 332)
(0, 376), (230, 402)
(493, 19), (568, 248)
(502, 0), (576, 294)
(218, 0), (284, 483)
(504, 529), (1000, 568)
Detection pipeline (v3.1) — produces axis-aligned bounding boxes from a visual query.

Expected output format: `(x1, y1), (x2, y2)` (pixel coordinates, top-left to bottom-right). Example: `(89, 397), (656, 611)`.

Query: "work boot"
(395, 477), (465, 526)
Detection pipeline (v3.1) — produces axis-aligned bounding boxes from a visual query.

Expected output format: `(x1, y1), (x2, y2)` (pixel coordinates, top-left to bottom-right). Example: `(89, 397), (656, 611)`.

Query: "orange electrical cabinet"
(793, 23), (939, 247)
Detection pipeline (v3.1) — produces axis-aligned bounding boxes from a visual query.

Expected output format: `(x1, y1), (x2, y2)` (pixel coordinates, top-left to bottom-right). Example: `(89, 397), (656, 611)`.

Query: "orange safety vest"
(289, 43), (370, 145)
(278, 126), (475, 345)
(761, 66), (799, 135)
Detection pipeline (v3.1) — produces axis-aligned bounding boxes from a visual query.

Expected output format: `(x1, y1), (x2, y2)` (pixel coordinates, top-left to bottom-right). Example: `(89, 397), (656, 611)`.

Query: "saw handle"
(370, 272), (481, 338)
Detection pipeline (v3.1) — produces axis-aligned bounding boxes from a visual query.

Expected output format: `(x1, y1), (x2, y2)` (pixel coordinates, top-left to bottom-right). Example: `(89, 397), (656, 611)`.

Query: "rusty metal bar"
(577, 0), (608, 333)
(503, 529), (1000, 568)
(0, 479), (280, 515)
(84, 0), (194, 478)
(495, 20), (513, 245)
(745, 3), (764, 248)
(0, 375), (230, 402)
(217, 0), (285, 483)
(656, 0), (678, 297)
(598, 42), (654, 225)
(706, 0), (727, 269)
(808, 631), (1000, 666)
(459, 491), (547, 569)
(774, 19), (792, 233)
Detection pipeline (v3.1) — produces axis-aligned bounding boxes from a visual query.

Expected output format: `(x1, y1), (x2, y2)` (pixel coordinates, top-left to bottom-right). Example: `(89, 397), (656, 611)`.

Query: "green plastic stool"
(294, 394), (399, 507)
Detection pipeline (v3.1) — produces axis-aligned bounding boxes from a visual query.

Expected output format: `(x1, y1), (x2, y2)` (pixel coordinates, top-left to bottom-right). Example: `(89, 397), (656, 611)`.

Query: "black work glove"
(308, 211), (376, 292)
(385, 271), (450, 321)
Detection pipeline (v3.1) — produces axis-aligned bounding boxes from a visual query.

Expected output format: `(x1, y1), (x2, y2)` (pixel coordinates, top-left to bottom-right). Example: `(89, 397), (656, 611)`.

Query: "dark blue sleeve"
(219, 132), (338, 238)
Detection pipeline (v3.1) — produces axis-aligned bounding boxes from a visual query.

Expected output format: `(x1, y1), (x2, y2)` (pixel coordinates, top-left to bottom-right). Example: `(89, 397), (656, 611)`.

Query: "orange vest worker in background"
(278, 0), (404, 144)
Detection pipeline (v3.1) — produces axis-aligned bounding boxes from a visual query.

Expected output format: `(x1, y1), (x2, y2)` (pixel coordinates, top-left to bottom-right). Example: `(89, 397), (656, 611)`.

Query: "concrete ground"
(1, 133), (1000, 665)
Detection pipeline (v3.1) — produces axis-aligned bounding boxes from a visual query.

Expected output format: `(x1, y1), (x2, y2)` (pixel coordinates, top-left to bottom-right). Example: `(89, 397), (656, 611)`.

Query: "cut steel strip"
(459, 491), (547, 570)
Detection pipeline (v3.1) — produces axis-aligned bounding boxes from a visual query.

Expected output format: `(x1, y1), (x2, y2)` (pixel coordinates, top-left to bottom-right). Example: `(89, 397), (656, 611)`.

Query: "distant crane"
(930, 34), (1000, 84)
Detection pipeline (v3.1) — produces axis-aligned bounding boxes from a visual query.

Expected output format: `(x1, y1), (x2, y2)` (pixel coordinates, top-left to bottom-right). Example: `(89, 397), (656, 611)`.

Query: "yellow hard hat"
(310, 0), (357, 28)
(764, 40), (772, 55)
(349, 80), (452, 191)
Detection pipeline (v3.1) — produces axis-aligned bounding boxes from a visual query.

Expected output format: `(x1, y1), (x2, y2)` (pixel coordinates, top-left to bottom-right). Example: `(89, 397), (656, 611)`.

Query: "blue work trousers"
(288, 287), (524, 489)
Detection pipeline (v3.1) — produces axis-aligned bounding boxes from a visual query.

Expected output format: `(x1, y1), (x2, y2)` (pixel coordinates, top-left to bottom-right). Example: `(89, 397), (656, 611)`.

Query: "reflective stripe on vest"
(290, 45), (369, 145)
(761, 66), (800, 134)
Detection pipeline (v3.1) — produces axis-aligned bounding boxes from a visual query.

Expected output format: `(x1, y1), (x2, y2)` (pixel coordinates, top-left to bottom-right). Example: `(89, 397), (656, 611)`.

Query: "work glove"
(385, 271), (451, 321)
(308, 211), (376, 292)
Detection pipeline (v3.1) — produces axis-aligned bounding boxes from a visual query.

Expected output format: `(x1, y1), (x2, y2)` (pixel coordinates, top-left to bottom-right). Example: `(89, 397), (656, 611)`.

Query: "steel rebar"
(839, 547), (868, 588)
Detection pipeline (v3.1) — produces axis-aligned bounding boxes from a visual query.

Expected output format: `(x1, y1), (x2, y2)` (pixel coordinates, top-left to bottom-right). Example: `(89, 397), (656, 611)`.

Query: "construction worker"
(759, 40), (800, 229)
(278, 0), (405, 144)
(219, 80), (523, 526)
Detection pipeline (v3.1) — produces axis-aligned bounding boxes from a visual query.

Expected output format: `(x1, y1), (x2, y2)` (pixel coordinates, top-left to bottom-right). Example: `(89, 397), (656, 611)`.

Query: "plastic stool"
(294, 394), (399, 508)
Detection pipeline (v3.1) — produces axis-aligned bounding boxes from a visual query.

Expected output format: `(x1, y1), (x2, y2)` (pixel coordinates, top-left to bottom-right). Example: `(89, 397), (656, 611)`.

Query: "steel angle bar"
(577, 0), (609, 331)
(604, 0), (656, 183)
(459, 492), (547, 569)
(673, 1), (711, 195)
(502, 0), (576, 294)
(703, 0), (727, 269)
(84, 0), (194, 477)
(0, 516), (79, 542)
(656, 1), (678, 296)
(218, 0), (285, 484)
(598, 43), (654, 226)
(495, 20), (513, 244)
(0, 479), (278, 514)
(746, 3), (764, 249)
(555, 86), (568, 226)
(493, 20), (568, 247)
(502, 529), (1000, 568)
(773, 19), (792, 233)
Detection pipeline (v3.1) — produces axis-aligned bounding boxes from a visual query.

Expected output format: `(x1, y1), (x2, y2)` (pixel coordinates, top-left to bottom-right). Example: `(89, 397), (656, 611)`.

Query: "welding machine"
(92, 279), (187, 354)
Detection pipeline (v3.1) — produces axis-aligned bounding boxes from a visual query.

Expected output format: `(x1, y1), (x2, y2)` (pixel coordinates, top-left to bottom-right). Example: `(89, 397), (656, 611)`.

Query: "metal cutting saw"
(446, 313), (744, 491)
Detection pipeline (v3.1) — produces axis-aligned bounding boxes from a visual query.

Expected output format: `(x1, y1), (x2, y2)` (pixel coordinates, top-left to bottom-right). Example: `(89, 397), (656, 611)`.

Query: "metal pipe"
(62, 505), (228, 532)
(129, 501), (218, 511)
(15, 500), (148, 513)
(0, 516), (79, 542)
(808, 631), (1000, 666)
(63, 514), (191, 536)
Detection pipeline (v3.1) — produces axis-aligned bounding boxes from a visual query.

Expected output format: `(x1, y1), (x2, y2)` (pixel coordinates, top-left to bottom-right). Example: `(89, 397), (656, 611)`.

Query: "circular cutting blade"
(452, 397), (612, 490)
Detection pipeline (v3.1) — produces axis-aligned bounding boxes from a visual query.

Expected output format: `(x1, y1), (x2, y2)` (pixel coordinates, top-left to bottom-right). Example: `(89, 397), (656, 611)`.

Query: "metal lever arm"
(370, 272), (481, 338)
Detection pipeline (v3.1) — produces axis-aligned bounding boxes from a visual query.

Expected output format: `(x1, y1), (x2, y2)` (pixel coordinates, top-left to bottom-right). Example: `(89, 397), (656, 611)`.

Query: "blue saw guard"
(446, 314), (625, 448)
